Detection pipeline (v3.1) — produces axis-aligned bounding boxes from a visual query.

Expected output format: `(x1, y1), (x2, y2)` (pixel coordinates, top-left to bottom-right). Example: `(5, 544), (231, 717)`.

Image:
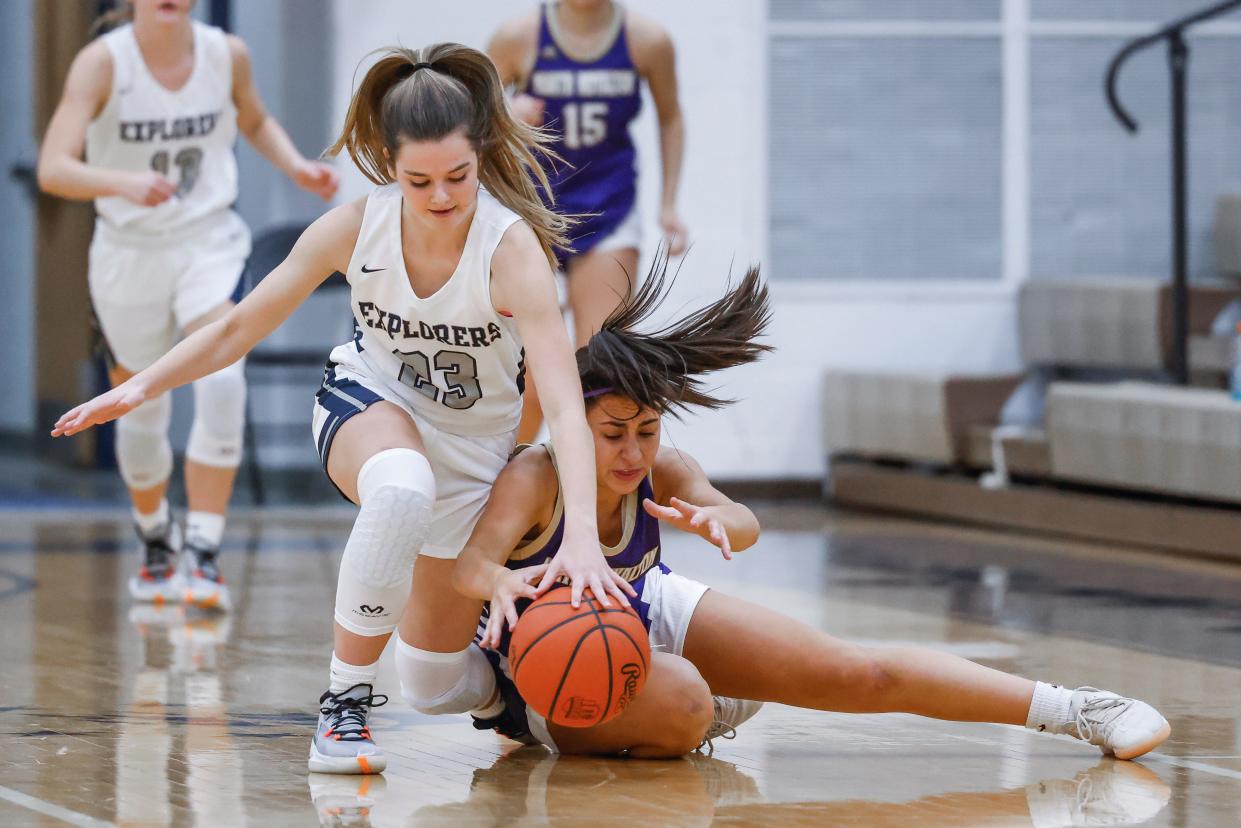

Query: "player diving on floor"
(440, 254), (1172, 760)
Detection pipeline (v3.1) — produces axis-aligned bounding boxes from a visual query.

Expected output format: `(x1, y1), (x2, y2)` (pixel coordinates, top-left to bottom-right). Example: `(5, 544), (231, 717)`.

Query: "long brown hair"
(578, 252), (773, 417)
(328, 44), (572, 267)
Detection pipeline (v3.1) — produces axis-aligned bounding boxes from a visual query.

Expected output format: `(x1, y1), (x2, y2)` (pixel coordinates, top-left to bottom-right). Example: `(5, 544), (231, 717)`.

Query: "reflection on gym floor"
(1, 506), (1238, 826)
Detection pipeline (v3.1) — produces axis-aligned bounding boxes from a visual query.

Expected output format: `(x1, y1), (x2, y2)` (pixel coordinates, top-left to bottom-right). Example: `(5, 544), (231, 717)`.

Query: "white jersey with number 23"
(329, 184), (527, 437)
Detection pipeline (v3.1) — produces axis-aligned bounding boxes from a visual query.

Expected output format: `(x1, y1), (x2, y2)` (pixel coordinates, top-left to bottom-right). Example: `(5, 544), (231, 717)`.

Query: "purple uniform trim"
(526, 2), (643, 262)
(480, 463), (664, 656)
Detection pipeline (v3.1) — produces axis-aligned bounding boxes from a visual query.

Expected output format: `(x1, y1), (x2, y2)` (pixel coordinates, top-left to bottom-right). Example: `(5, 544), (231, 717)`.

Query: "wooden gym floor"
(1, 502), (1239, 826)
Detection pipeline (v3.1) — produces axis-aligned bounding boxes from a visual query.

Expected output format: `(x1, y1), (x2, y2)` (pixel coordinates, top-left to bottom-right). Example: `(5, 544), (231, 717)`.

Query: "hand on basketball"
(117, 170), (177, 206)
(537, 537), (637, 608)
(509, 93), (545, 127)
(643, 497), (732, 560)
(482, 563), (549, 650)
(51, 381), (148, 438)
(659, 208), (689, 257)
(294, 160), (340, 201)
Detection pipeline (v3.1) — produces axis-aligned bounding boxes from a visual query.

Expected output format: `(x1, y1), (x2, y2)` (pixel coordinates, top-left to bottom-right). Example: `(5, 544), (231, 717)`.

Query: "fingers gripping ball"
(509, 587), (650, 728)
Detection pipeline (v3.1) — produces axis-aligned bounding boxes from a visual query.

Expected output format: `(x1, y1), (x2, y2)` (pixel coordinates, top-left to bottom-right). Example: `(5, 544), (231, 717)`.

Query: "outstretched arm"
(490, 224), (635, 607)
(645, 447), (759, 558)
(37, 41), (176, 205)
(52, 201), (362, 436)
(229, 35), (339, 201)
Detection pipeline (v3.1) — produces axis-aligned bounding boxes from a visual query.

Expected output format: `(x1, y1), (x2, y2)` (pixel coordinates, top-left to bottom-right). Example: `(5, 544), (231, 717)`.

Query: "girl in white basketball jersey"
(37, 0), (338, 612)
(54, 42), (636, 775)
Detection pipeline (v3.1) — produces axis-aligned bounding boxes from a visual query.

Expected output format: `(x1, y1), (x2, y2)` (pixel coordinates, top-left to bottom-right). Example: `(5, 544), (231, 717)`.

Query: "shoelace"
(321, 687), (389, 742)
(1073, 690), (1129, 743)
(696, 721), (738, 756)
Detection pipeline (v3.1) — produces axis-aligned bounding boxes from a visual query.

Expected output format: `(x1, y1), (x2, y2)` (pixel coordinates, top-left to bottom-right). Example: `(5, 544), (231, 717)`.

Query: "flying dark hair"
(577, 252), (773, 417)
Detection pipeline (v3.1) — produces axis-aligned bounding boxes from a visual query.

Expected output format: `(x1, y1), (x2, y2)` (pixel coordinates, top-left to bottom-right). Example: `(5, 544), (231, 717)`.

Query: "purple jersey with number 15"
(525, 2), (643, 260)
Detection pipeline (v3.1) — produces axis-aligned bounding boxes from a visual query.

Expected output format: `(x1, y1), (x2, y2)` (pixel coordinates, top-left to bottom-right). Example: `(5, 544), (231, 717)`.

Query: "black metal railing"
(1105, 0), (1241, 385)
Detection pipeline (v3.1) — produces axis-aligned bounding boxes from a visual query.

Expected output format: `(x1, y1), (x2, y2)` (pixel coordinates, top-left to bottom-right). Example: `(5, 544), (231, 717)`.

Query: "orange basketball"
(509, 587), (650, 728)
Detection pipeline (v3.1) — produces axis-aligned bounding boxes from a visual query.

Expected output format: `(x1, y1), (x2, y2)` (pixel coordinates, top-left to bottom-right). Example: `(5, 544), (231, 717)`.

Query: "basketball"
(509, 587), (650, 728)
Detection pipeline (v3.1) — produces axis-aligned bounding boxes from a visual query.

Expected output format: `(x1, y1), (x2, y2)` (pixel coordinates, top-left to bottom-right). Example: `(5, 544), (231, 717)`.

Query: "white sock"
(329, 653), (379, 694)
(1025, 681), (1074, 732)
(186, 511), (226, 549)
(133, 500), (170, 537)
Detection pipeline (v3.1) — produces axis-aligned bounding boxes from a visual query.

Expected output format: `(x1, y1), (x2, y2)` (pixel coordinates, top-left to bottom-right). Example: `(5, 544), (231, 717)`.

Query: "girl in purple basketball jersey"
(489, 1), (686, 441)
(453, 261), (1171, 762)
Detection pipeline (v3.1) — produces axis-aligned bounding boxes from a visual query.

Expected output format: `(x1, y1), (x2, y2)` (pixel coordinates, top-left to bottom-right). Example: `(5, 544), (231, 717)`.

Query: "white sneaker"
(309, 684), (389, 775)
(1025, 760), (1171, 827)
(697, 696), (763, 754)
(128, 522), (184, 604)
(182, 543), (232, 612)
(1052, 688), (1170, 760)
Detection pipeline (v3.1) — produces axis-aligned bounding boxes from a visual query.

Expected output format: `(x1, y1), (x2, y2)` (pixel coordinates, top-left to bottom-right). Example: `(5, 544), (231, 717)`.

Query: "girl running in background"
(489, 0), (687, 441)
(37, 0), (338, 612)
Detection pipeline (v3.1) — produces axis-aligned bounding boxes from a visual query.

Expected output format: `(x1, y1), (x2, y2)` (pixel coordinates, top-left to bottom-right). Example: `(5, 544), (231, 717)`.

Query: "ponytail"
(578, 252), (774, 417)
(328, 44), (573, 268)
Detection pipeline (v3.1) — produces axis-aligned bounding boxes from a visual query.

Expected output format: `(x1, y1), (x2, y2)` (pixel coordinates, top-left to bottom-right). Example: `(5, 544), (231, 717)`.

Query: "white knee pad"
(395, 638), (496, 715)
(334, 449), (436, 636)
(186, 359), (247, 468)
(115, 393), (173, 490)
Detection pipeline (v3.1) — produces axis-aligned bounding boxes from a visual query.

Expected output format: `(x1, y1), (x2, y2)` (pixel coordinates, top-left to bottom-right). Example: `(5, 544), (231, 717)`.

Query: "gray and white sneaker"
(697, 696), (764, 755)
(1051, 687), (1170, 760)
(309, 684), (389, 774)
(182, 543), (231, 612)
(127, 522), (184, 604)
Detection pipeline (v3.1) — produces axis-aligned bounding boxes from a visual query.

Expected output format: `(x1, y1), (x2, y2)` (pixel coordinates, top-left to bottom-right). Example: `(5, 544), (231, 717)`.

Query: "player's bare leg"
(180, 301), (242, 610)
(110, 362), (182, 603)
(682, 590), (1169, 758)
(547, 652), (714, 758)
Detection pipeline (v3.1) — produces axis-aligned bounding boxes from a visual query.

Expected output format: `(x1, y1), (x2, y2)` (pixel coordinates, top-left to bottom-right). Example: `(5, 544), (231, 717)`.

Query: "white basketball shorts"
(88, 210), (251, 372)
(311, 359), (517, 559)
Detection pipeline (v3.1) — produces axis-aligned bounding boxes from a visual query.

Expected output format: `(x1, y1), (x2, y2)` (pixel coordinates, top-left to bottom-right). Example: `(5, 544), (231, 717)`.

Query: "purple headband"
(583, 387), (614, 399)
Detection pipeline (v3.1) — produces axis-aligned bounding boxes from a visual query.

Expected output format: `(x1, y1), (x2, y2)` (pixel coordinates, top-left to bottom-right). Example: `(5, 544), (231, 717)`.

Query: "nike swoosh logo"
(360, 264), (385, 273)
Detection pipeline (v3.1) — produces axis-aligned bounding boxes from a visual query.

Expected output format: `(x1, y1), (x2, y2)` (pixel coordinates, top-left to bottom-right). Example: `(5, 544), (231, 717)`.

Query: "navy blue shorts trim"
(313, 362), (385, 498)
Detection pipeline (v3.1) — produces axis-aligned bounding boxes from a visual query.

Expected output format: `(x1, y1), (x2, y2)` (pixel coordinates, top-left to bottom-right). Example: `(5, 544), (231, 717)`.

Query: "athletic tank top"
(525, 2), (642, 257)
(504, 444), (664, 628)
(330, 184), (526, 436)
(86, 22), (239, 233)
